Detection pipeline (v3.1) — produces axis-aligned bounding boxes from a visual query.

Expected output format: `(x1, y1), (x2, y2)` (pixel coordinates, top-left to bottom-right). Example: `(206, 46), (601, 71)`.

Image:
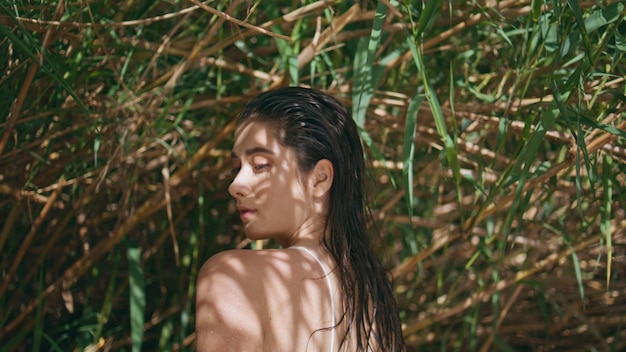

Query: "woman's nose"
(228, 169), (251, 198)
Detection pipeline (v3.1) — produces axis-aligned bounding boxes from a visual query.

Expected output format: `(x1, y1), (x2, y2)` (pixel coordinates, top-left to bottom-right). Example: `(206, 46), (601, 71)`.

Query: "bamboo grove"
(1, 0), (625, 350)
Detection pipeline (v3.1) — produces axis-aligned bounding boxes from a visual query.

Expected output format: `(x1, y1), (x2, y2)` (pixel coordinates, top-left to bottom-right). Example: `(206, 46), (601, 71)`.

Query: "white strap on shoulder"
(291, 246), (336, 352)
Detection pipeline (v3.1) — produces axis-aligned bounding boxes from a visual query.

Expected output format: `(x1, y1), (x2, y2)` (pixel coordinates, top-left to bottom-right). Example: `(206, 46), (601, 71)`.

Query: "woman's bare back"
(195, 247), (343, 351)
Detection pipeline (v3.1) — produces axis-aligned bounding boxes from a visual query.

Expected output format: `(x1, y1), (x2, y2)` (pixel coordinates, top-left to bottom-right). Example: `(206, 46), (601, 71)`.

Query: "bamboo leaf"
(573, 113), (626, 140)
(0, 18), (90, 116)
(2, 1), (624, 349)
(568, 242), (585, 305)
(531, 0), (542, 22)
(567, 0), (592, 63)
(353, 0), (393, 128)
(417, 0), (443, 36)
(352, 36), (371, 128)
(127, 242), (145, 352)
(41, 333), (65, 352)
(584, 2), (625, 33)
(407, 36), (462, 206)
(601, 154), (613, 289)
(614, 28), (626, 52)
(403, 94), (424, 219)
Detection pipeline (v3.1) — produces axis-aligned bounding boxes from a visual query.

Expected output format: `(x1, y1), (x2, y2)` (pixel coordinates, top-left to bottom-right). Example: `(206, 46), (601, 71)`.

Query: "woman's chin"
(243, 228), (266, 241)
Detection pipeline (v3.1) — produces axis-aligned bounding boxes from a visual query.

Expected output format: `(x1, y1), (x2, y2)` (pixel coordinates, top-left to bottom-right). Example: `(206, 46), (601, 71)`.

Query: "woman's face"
(228, 121), (322, 246)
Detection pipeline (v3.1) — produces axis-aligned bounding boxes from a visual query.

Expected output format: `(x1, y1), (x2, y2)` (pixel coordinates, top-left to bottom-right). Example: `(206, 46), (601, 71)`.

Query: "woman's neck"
(276, 215), (328, 249)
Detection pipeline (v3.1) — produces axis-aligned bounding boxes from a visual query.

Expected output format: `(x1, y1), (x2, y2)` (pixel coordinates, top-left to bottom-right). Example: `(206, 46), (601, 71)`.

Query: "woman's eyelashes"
(253, 163), (270, 172)
(230, 163), (270, 176)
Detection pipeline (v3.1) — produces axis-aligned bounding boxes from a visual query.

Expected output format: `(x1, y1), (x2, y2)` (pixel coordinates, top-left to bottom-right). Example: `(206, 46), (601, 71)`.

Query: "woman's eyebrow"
(231, 146), (275, 158)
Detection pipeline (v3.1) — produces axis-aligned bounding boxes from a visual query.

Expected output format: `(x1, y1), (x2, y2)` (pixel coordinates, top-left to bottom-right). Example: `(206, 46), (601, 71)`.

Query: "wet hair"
(237, 87), (405, 351)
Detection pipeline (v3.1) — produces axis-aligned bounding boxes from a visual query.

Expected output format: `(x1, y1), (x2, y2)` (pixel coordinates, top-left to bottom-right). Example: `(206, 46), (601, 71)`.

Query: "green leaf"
(531, 0), (543, 22)
(353, 38), (372, 128)
(584, 2), (625, 33)
(353, 0), (393, 128)
(127, 242), (146, 352)
(0, 18), (90, 116)
(601, 154), (613, 289)
(289, 55), (299, 86)
(407, 36), (462, 197)
(358, 125), (397, 189)
(417, 0), (443, 36)
(569, 242), (585, 305)
(567, 0), (592, 63)
(403, 94), (424, 219)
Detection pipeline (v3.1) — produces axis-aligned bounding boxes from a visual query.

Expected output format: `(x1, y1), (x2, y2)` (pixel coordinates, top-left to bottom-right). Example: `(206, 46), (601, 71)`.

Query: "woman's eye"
(253, 164), (270, 172)
(230, 167), (241, 175)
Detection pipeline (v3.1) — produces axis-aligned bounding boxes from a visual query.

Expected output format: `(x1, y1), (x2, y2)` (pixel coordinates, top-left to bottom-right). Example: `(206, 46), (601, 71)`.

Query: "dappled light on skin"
(196, 245), (342, 351)
(228, 121), (327, 248)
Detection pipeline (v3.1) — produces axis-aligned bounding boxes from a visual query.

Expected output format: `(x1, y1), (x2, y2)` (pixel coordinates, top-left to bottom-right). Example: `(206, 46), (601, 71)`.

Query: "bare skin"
(195, 247), (343, 351)
(196, 121), (343, 351)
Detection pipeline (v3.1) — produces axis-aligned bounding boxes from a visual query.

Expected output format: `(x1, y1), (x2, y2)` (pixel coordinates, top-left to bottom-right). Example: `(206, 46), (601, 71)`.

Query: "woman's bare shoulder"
(195, 248), (335, 351)
(197, 247), (329, 302)
(198, 248), (294, 278)
(196, 249), (291, 351)
(196, 248), (305, 308)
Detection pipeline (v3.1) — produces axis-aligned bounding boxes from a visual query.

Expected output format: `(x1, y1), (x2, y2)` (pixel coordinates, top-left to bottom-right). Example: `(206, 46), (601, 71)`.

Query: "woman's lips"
(237, 206), (256, 220)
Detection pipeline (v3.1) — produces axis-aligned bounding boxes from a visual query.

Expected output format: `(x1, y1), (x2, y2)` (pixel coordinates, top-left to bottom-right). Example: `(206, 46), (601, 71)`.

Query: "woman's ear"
(311, 159), (334, 198)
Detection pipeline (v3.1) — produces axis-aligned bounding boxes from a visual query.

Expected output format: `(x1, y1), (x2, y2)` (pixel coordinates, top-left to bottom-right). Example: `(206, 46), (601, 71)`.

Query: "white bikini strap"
(291, 246), (336, 352)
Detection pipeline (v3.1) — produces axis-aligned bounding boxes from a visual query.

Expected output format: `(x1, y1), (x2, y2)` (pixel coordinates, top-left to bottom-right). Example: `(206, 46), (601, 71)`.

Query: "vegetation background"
(1, 0), (625, 351)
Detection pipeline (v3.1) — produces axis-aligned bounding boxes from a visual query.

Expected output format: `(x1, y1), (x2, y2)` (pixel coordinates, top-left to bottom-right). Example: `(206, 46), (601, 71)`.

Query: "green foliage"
(1, 0), (625, 350)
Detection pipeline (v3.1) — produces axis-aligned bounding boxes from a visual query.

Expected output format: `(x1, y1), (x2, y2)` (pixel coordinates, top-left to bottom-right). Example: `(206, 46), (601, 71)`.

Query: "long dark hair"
(237, 86), (405, 351)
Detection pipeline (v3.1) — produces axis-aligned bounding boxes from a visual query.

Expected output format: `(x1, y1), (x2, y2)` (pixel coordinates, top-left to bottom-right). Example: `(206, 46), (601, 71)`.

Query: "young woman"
(195, 87), (405, 351)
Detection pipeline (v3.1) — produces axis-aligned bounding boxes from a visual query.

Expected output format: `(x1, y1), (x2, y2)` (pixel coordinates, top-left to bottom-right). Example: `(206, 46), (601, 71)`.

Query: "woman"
(196, 87), (405, 351)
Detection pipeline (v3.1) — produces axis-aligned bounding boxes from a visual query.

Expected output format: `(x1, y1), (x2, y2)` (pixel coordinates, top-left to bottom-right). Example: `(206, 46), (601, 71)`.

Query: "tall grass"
(1, 0), (624, 350)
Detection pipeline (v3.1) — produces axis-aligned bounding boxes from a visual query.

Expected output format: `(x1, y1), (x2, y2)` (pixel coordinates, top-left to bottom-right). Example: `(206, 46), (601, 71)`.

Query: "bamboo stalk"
(0, 119), (235, 338)
(0, 178), (64, 297)
(402, 234), (602, 336)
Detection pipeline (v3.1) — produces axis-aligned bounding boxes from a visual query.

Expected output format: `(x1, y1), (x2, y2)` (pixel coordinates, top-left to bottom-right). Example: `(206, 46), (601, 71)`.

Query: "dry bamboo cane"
(402, 234), (602, 336)
(0, 179), (64, 297)
(0, 1), (66, 157)
(0, 120), (235, 338)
